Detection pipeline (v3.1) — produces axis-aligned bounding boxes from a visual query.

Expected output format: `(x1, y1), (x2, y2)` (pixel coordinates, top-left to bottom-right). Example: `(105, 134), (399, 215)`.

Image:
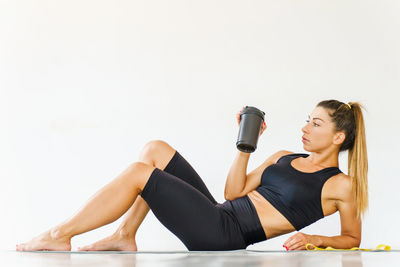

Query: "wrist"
(238, 150), (251, 157)
(311, 235), (323, 247)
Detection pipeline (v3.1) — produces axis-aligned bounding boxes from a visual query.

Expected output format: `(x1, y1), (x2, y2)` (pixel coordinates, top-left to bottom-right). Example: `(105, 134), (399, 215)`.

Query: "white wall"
(1, 0), (399, 251)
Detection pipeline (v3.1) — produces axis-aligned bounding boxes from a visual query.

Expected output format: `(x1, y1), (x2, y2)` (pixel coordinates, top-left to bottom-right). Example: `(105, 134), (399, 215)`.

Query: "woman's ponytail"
(317, 100), (368, 220)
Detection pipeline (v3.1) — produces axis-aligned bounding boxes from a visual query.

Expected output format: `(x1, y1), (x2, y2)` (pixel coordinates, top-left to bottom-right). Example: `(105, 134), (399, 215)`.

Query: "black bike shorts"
(140, 150), (266, 251)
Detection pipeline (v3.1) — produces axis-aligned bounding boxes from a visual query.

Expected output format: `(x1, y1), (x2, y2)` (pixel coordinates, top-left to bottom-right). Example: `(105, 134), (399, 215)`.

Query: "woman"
(16, 99), (368, 251)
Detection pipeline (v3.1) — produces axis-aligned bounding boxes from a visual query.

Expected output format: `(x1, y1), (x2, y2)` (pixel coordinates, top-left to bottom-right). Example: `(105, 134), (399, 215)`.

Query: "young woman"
(16, 99), (368, 251)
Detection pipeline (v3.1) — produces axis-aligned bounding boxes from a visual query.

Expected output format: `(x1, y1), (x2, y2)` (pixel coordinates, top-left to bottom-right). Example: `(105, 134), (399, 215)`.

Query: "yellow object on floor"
(305, 243), (391, 251)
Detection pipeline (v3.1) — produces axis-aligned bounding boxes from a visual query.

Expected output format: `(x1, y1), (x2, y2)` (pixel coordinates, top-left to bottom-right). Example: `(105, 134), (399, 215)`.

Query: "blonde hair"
(317, 100), (368, 220)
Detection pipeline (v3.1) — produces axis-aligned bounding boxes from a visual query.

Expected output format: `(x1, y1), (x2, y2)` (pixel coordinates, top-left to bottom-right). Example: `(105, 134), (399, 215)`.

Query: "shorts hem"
(163, 150), (179, 173)
(140, 167), (159, 200)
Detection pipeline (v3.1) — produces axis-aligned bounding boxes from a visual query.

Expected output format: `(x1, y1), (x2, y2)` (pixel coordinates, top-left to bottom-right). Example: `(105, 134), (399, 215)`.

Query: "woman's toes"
(16, 230), (72, 251)
(77, 245), (92, 251)
(16, 243), (25, 251)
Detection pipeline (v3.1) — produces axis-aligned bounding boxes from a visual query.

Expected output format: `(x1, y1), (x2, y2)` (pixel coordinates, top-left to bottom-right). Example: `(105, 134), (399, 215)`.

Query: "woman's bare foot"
(77, 231), (137, 251)
(16, 228), (71, 251)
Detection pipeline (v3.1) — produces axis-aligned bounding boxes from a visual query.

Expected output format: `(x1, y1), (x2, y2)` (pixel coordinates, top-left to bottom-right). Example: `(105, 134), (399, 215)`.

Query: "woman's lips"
(302, 137), (309, 142)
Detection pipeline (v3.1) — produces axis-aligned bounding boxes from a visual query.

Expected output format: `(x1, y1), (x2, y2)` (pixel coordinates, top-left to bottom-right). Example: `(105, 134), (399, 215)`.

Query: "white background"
(1, 0), (399, 251)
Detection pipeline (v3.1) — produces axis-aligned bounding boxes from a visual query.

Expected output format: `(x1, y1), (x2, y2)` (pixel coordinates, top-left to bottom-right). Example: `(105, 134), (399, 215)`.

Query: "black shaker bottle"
(236, 106), (265, 153)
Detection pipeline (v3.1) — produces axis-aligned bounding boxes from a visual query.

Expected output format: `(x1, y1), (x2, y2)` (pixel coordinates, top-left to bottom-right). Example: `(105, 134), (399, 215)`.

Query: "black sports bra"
(255, 153), (343, 231)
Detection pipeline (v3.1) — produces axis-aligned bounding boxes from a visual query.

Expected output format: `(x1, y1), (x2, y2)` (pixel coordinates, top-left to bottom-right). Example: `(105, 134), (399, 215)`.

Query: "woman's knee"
(127, 162), (156, 192)
(145, 139), (172, 152)
(140, 140), (169, 157)
(140, 140), (176, 167)
(129, 161), (151, 170)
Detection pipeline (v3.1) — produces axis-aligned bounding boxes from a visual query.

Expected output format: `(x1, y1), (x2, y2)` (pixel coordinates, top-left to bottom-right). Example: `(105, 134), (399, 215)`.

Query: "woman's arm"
(224, 151), (251, 200)
(309, 202), (361, 249)
(283, 232), (360, 251)
(225, 106), (268, 200)
(318, 174), (362, 248)
(311, 234), (360, 249)
(223, 106), (257, 200)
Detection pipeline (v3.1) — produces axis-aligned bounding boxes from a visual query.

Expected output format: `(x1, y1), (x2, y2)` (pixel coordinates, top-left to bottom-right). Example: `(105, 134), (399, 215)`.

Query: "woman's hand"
(282, 232), (321, 251)
(259, 121), (267, 136)
(236, 106), (245, 126)
(236, 106), (267, 136)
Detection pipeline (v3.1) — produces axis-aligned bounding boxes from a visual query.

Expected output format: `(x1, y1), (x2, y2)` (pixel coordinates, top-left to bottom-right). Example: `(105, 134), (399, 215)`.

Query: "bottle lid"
(241, 106), (265, 120)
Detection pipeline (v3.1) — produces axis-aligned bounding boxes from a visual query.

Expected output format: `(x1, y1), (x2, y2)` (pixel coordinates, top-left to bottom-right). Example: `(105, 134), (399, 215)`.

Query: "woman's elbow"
(224, 191), (243, 201)
(224, 193), (233, 201)
(353, 238), (361, 248)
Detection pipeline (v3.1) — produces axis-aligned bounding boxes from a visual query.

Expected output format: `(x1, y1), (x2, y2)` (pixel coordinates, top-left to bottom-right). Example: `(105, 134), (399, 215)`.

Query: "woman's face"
(301, 106), (343, 152)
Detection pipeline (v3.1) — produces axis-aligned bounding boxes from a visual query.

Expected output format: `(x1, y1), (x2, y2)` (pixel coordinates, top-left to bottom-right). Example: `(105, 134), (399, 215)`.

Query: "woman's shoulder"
(330, 172), (351, 183)
(272, 150), (296, 163)
(272, 151), (308, 163)
(326, 172), (352, 200)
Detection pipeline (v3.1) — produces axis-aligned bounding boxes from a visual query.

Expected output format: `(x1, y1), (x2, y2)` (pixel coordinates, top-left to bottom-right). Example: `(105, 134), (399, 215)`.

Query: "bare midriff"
(246, 190), (296, 239)
(247, 189), (338, 239)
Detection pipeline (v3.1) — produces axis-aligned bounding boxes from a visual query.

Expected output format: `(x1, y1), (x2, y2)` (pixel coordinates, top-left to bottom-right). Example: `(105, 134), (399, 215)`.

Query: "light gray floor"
(5, 249), (400, 267)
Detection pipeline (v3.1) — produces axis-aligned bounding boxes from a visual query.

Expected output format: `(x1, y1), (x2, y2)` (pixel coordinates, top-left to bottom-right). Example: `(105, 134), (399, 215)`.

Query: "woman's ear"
(333, 131), (346, 145)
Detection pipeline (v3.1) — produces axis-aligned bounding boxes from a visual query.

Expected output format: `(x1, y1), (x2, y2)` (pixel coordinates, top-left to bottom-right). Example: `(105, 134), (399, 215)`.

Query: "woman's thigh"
(162, 150), (218, 205)
(140, 168), (246, 251)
